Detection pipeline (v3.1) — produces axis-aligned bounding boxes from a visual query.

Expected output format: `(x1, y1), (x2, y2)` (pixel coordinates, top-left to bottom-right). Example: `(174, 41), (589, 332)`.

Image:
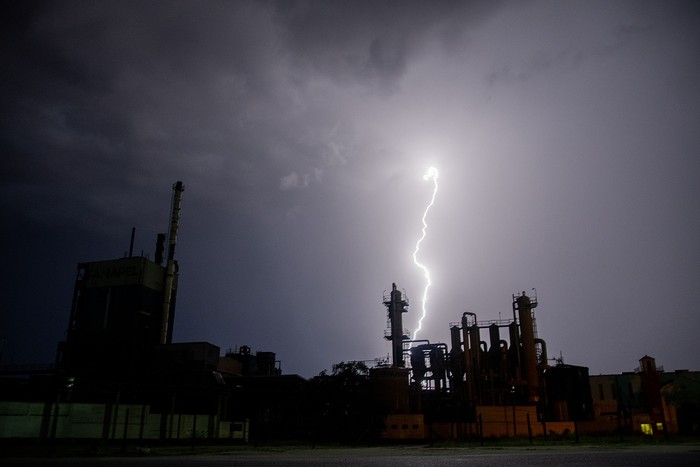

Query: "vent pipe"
(154, 233), (166, 266)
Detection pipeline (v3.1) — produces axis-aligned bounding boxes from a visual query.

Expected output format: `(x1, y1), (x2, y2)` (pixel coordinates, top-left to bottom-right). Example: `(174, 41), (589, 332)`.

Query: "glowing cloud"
(412, 166), (439, 340)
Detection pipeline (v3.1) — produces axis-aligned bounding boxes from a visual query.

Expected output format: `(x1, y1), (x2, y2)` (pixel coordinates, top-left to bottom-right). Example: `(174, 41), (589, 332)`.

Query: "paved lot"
(4, 444), (700, 466)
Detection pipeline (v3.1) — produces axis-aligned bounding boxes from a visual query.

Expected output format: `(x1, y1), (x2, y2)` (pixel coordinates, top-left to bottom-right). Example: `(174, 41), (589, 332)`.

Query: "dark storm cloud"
(2, 0), (499, 222)
(2, 1), (284, 221)
(273, 1), (497, 91)
(2, 0), (699, 377)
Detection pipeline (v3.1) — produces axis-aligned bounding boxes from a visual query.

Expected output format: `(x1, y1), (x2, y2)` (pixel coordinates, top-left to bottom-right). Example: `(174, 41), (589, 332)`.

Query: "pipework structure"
(386, 289), (547, 407)
(378, 285), (592, 431)
(449, 291), (547, 407)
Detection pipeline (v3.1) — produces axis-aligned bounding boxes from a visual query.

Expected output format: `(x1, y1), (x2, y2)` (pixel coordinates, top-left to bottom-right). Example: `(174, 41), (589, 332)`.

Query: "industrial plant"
(0, 182), (698, 445)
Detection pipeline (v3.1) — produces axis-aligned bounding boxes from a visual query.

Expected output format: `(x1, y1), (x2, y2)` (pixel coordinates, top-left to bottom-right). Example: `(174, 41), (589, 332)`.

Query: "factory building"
(56, 256), (172, 378)
(56, 182), (184, 379)
(0, 181), (304, 443)
(588, 356), (700, 436)
(1, 182), (698, 444)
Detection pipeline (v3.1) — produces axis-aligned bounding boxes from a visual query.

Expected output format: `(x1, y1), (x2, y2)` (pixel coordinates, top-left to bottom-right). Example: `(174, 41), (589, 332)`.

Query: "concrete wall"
(0, 401), (48, 438)
(380, 414), (425, 440)
(476, 405), (538, 437)
(0, 401), (248, 441)
(379, 407), (578, 441)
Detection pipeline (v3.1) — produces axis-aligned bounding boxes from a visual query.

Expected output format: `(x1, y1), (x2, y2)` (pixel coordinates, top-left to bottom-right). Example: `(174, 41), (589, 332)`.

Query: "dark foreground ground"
(3, 443), (700, 466)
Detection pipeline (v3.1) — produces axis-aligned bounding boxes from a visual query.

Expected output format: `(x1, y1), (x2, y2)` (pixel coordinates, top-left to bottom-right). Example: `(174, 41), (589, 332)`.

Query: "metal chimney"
(160, 181), (184, 345)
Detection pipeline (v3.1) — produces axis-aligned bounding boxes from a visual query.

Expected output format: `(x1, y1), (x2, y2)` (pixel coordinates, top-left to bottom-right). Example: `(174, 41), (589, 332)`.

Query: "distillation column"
(384, 283), (409, 367)
(515, 292), (539, 403)
(461, 312), (479, 405)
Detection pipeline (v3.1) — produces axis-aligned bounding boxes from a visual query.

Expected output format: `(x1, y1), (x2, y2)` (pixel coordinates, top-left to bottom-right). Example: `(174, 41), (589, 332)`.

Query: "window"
(599, 384), (605, 400)
(656, 423), (664, 431)
(640, 423), (653, 435)
(611, 383), (617, 400)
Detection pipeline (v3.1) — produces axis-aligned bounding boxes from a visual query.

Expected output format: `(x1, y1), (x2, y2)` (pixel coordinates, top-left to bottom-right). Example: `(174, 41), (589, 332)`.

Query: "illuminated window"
(640, 423), (653, 435)
(656, 423), (664, 431)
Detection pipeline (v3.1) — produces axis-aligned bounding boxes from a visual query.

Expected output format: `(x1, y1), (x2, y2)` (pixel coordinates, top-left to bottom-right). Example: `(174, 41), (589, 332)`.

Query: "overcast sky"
(2, 0), (699, 378)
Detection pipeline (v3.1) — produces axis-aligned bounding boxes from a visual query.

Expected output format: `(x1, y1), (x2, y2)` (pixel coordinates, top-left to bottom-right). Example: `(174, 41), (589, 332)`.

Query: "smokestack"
(167, 181), (184, 262)
(160, 181), (185, 345)
(155, 233), (166, 265)
(129, 227), (136, 257)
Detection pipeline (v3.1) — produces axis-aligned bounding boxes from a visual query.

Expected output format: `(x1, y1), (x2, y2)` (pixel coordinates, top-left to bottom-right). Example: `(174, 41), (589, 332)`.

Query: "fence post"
(479, 413), (484, 446)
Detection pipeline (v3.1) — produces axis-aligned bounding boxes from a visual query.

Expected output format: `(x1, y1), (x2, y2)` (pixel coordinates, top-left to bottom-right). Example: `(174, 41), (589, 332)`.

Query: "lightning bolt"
(412, 166), (439, 341)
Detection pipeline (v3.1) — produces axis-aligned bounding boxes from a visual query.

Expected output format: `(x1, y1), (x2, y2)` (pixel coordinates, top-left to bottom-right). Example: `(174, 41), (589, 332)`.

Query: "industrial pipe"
(460, 312), (478, 406)
(535, 338), (548, 366)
